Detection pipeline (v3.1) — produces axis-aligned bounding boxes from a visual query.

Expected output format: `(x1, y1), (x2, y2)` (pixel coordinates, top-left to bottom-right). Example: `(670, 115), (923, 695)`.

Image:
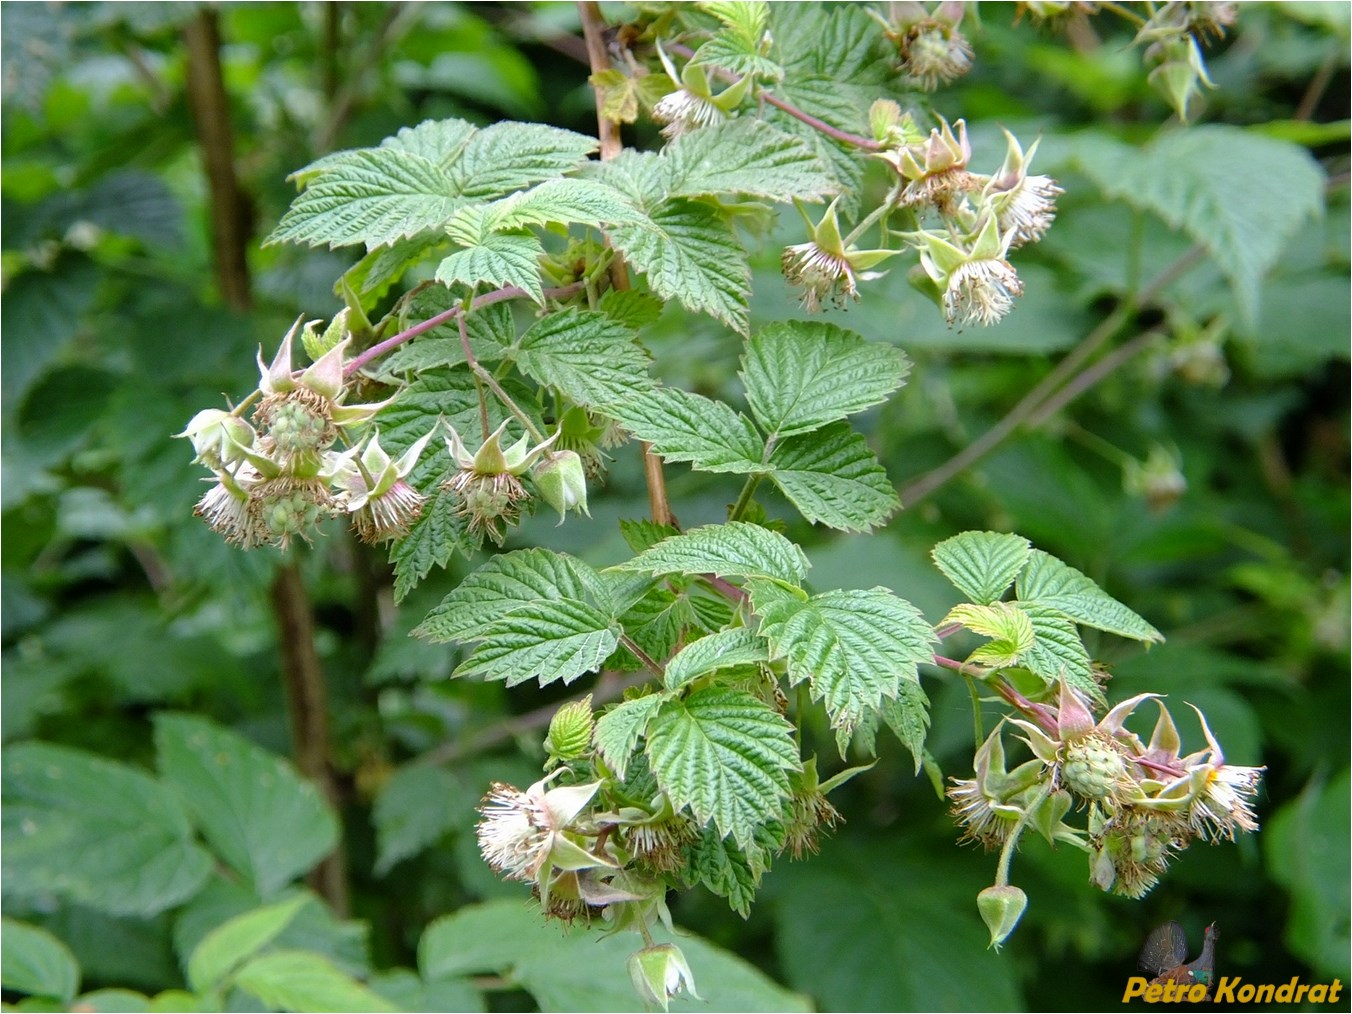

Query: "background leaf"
(154, 714), (339, 896)
(2, 919), (80, 1003)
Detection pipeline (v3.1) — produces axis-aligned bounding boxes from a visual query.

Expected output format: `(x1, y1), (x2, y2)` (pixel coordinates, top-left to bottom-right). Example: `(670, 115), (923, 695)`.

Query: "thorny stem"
(579, 0), (675, 528)
(344, 282), (584, 377)
(898, 243), (1207, 507)
(932, 654), (1059, 734)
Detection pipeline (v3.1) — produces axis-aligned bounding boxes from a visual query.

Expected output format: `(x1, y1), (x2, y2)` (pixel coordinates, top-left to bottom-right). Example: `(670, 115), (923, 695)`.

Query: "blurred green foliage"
(2, 2), (1347, 1011)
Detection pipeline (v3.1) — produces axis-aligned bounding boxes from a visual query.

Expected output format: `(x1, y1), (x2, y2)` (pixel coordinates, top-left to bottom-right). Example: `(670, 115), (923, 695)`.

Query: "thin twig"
(579, 0), (675, 528)
(898, 243), (1206, 507)
(412, 670), (651, 768)
(1024, 328), (1163, 429)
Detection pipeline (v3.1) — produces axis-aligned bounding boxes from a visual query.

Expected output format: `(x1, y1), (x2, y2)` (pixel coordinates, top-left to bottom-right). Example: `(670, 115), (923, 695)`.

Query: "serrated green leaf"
(591, 67), (640, 122)
(662, 121), (837, 203)
(612, 522), (809, 585)
(941, 602), (1037, 669)
(931, 531), (1032, 605)
(753, 586), (936, 735)
(2, 743), (212, 917)
(684, 824), (770, 919)
(880, 680), (931, 774)
(342, 232), (450, 302)
(664, 628), (769, 690)
(1072, 126), (1324, 322)
(768, 423), (899, 532)
(598, 288), (665, 330)
(389, 484), (468, 603)
(414, 548), (604, 643)
(609, 199), (751, 333)
(594, 694), (668, 781)
(234, 950), (397, 1014)
(435, 229), (545, 303)
(2, 919), (80, 1003)
(454, 598), (620, 687)
(482, 177), (643, 231)
(448, 121), (597, 199)
(514, 309), (653, 409)
(607, 386), (766, 472)
(1018, 604), (1100, 703)
(741, 320), (909, 438)
(619, 518), (681, 552)
(1016, 550), (1163, 643)
(379, 117), (480, 164)
(607, 583), (691, 672)
(647, 686), (798, 847)
(270, 149), (463, 250)
(154, 714), (338, 896)
(186, 896), (308, 994)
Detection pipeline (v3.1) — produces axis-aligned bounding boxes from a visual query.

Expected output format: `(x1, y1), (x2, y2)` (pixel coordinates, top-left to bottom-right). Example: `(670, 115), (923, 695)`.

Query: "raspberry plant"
(6, 2), (1340, 1011)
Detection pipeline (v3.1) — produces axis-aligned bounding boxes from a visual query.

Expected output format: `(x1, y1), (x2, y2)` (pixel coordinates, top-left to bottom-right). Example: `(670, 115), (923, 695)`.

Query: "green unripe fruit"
(1062, 738), (1127, 800)
(977, 884), (1027, 950)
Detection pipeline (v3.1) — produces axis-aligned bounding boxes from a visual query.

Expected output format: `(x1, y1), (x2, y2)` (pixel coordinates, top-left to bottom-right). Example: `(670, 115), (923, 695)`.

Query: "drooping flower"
(533, 450), (590, 524)
(444, 421), (559, 545)
(176, 409), (257, 471)
(193, 467), (269, 549)
(650, 41), (750, 139)
(476, 775), (614, 897)
(984, 129), (1063, 248)
(948, 722), (1052, 850)
(878, 116), (976, 213)
(883, 1), (975, 90)
(782, 198), (895, 312)
(334, 429), (434, 543)
(628, 943), (699, 1012)
(918, 215), (1025, 327)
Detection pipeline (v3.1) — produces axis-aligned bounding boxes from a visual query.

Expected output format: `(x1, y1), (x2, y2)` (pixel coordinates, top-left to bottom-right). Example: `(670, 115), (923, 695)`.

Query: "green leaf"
(609, 199), (751, 333)
(664, 628), (769, 690)
(1018, 604), (1099, 703)
(931, 531), (1032, 606)
(270, 148), (463, 250)
(598, 288), (665, 330)
(1072, 126), (1324, 322)
(646, 686), (799, 847)
(1016, 550), (1163, 643)
(448, 121), (597, 199)
(606, 387), (765, 473)
(233, 950), (397, 1014)
(186, 896), (308, 993)
(76, 988), (153, 1012)
(741, 321), (909, 438)
(753, 586), (936, 735)
(481, 177), (643, 231)
(372, 765), (475, 876)
(768, 423), (899, 532)
(594, 694), (668, 781)
(2, 919), (80, 1003)
(368, 970), (484, 1014)
(454, 598), (621, 687)
(435, 228), (544, 304)
(662, 121), (837, 203)
(376, 299), (516, 376)
(514, 310), (653, 409)
(414, 548), (604, 644)
(342, 233), (450, 302)
(420, 900), (810, 1011)
(690, 2), (780, 79)
(684, 824), (770, 919)
(612, 522), (809, 585)
(879, 680), (931, 774)
(2, 743), (212, 916)
(1265, 769), (1352, 979)
(941, 602), (1037, 669)
(607, 583), (691, 672)
(154, 714), (339, 896)
(389, 483), (468, 603)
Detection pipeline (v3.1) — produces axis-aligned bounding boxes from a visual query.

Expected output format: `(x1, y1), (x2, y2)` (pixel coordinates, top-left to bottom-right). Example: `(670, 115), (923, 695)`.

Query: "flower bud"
(177, 409), (256, 470)
(628, 943), (699, 1011)
(534, 450), (590, 524)
(545, 694), (595, 764)
(976, 885), (1027, 950)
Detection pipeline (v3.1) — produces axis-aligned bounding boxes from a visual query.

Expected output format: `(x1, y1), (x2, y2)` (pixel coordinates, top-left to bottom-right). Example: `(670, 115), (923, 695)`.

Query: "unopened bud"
(977, 884), (1027, 950)
(628, 943), (698, 1011)
(534, 450), (590, 524)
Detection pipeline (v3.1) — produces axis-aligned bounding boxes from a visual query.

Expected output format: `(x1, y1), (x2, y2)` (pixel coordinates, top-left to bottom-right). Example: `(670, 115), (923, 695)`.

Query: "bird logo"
(1138, 921), (1219, 999)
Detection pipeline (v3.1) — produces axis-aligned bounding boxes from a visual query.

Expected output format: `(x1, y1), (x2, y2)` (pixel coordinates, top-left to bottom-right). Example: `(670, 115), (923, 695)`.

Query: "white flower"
(944, 257), (1024, 327)
(476, 775), (611, 884)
